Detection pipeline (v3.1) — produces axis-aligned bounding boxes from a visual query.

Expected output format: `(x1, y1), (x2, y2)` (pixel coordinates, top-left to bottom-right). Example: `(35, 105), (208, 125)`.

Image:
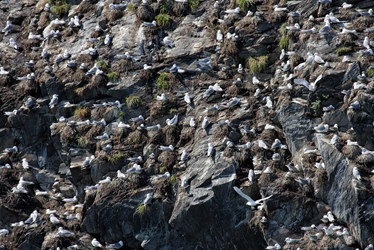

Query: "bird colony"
(0, 0), (374, 249)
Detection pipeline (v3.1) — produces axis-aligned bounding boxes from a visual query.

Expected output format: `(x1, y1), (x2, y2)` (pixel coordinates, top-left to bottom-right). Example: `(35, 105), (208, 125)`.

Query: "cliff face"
(1, 0), (374, 249)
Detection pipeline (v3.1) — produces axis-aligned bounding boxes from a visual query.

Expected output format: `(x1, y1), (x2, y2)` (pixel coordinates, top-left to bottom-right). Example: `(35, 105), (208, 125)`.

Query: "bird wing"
(255, 194), (273, 204)
(293, 79), (310, 88)
(233, 186), (256, 205)
(314, 74), (323, 84)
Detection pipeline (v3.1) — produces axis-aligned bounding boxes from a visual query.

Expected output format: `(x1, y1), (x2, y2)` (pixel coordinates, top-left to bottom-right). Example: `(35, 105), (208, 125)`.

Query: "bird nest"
(221, 40), (239, 57)
(157, 150), (177, 170)
(356, 154), (374, 165)
(342, 145), (362, 160)
(136, 4), (155, 22)
(149, 130), (166, 145)
(106, 9), (123, 23)
(163, 125), (180, 145)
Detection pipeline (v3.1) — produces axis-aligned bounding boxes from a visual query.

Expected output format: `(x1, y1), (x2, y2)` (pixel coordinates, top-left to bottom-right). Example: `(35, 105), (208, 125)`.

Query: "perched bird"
(353, 167), (361, 180)
(184, 93), (191, 104)
(98, 176), (111, 184)
(181, 150), (188, 161)
(163, 36), (174, 48)
(224, 7), (240, 14)
(156, 93), (167, 101)
(166, 115), (178, 125)
(143, 20), (157, 27)
(143, 193), (153, 205)
(106, 240), (124, 249)
(104, 34), (111, 46)
(49, 94), (58, 108)
(4, 146), (18, 153)
(50, 214), (61, 224)
(55, 227), (75, 238)
(207, 143), (214, 156)
(91, 238), (103, 248)
(2, 21), (12, 34)
(9, 38), (18, 50)
(248, 169), (254, 183)
(159, 145), (174, 151)
(202, 116), (209, 129)
(130, 115), (145, 123)
(189, 117), (196, 127)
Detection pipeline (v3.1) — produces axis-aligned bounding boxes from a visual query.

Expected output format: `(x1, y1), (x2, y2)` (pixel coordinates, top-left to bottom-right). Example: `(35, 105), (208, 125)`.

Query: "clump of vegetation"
(311, 99), (322, 110)
(77, 136), (86, 147)
(335, 46), (352, 56)
(279, 35), (289, 50)
(236, 0), (253, 13)
(169, 108), (177, 114)
(247, 55), (268, 73)
(73, 106), (90, 118)
(156, 72), (169, 90)
(135, 204), (150, 218)
(108, 152), (126, 163)
(188, 0), (199, 11)
(127, 3), (136, 12)
(279, 23), (289, 50)
(107, 72), (119, 82)
(159, 166), (168, 174)
(96, 59), (109, 70)
(169, 175), (176, 185)
(368, 68), (374, 77)
(50, 1), (71, 18)
(126, 95), (141, 108)
(155, 14), (171, 27)
(74, 86), (86, 96)
(160, 0), (172, 14)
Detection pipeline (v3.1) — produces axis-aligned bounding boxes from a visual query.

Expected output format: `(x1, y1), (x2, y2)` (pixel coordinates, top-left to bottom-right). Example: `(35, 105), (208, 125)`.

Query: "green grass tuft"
(169, 108), (177, 114)
(247, 55), (268, 74)
(51, 1), (70, 18)
(127, 3), (136, 12)
(169, 175), (176, 185)
(188, 0), (199, 11)
(126, 96), (141, 108)
(73, 106), (90, 118)
(159, 166), (168, 174)
(107, 72), (119, 82)
(155, 14), (171, 27)
(280, 23), (287, 36)
(156, 72), (169, 90)
(135, 204), (150, 218)
(279, 35), (289, 50)
(77, 136), (86, 147)
(368, 68), (374, 77)
(311, 99), (322, 110)
(236, 0), (253, 13)
(107, 152), (126, 163)
(335, 46), (352, 56)
(96, 59), (109, 71)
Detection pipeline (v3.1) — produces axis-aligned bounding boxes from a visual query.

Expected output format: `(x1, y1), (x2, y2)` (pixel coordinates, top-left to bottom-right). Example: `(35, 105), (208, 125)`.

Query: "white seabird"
(224, 7), (240, 14)
(294, 74), (322, 92)
(207, 143), (214, 156)
(50, 214), (61, 224)
(55, 227), (75, 238)
(233, 186), (272, 208)
(353, 167), (361, 180)
(166, 114), (178, 125)
(92, 238), (103, 248)
(159, 145), (174, 151)
(202, 116), (209, 129)
(2, 21), (12, 34)
(181, 150), (188, 161)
